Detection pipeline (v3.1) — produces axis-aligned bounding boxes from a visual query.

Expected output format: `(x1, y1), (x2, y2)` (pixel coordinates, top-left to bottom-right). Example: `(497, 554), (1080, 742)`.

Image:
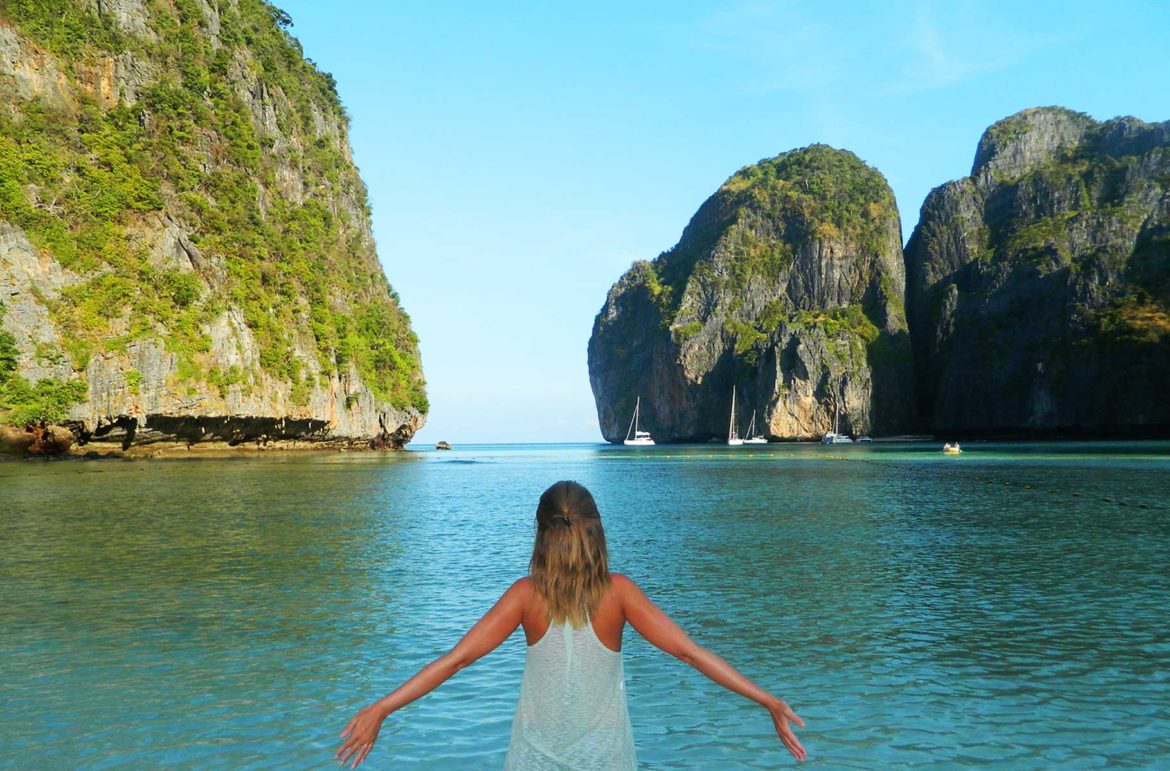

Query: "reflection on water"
(1, 442), (1169, 768)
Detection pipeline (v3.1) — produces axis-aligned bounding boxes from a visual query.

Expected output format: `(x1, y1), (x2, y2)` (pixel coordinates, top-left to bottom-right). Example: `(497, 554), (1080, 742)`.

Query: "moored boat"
(623, 396), (655, 446)
(727, 389), (743, 446)
(743, 410), (767, 444)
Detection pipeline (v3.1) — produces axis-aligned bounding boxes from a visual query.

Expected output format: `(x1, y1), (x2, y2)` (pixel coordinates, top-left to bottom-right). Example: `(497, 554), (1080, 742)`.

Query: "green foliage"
(0, 0), (426, 415)
(672, 321), (702, 343)
(725, 227), (792, 289)
(1, 375), (88, 425)
(207, 366), (244, 398)
(1005, 213), (1075, 265)
(124, 369), (143, 395)
(290, 375), (311, 407)
(984, 115), (1031, 148)
(725, 319), (766, 356)
(1089, 297), (1170, 344)
(0, 326), (17, 380)
(647, 145), (895, 326)
(757, 300), (787, 332)
(0, 0), (124, 59)
(1, 303), (87, 425)
(722, 145), (895, 251)
(635, 262), (674, 322)
(984, 108), (1093, 156)
(162, 271), (202, 308)
(787, 305), (880, 344)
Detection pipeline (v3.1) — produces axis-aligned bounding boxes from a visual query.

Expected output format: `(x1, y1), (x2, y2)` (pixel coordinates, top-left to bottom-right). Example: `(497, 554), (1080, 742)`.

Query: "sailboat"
(820, 399), (853, 444)
(743, 410), (767, 444)
(623, 396), (655, 446)
(727, 389), (743, 446)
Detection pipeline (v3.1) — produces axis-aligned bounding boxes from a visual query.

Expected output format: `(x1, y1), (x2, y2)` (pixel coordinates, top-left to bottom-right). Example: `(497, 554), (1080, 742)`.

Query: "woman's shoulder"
(608, 573), (640, 595)
(509, 577), (535, 593)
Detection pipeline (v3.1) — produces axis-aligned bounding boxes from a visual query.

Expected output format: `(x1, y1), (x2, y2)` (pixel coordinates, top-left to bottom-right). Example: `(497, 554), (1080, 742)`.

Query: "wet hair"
(529, 481), (611, 628)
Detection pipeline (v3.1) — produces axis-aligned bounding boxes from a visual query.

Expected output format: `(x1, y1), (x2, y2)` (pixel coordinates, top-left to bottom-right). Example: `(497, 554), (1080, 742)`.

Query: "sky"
(276, 0), (1169, 445)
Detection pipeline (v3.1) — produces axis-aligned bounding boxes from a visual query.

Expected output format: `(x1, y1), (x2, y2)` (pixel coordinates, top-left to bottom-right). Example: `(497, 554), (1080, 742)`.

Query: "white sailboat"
(623, 396), (655, 446)
(727, 389), (743, 446)
(743, 410), (768, 444)
(820, 399), (853, 444)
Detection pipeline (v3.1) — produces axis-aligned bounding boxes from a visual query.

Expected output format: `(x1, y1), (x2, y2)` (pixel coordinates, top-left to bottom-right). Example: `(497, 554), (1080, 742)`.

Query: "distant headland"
(589, 108), (1170, 442)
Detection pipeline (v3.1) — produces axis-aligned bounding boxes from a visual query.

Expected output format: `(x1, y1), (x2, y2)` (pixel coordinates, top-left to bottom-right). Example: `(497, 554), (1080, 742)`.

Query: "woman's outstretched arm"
(335, 578), (531, 768)
(615, 574), (807, 762)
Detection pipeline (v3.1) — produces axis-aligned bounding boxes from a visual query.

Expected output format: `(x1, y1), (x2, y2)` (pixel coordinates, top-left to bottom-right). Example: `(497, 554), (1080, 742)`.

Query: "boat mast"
(728, 388), (737, 440)
(627, 396), (640, 441)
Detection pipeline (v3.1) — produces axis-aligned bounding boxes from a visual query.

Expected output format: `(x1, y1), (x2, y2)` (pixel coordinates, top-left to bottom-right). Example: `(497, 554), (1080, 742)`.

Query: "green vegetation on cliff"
(0, 0), (426, 414)
(0, 302), (87, 424)
(591, 142), (911, 442)
(648, 145), (896, 326)
(906, 107), (1170, 432)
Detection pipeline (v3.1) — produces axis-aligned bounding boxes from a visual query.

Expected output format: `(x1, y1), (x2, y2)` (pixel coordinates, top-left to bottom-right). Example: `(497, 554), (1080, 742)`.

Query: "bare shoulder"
(609, 573), (641, 599)
(495, 577), (535, 616)
(508, 577), (534, 595)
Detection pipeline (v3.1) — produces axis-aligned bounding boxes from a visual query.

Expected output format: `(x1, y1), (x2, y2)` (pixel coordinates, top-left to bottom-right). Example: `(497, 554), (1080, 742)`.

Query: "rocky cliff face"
(589, 145), (913, 442)
(0, 0), (426, 453)
(904, 107), (1170, 434)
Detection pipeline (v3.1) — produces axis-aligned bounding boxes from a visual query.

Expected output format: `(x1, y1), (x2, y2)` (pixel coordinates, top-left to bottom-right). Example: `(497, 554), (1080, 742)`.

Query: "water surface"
(2, 441), (1168, 768)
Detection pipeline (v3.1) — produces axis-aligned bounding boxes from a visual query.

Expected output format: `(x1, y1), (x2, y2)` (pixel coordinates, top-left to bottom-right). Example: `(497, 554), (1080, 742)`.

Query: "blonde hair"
(529, 481), (611, 628)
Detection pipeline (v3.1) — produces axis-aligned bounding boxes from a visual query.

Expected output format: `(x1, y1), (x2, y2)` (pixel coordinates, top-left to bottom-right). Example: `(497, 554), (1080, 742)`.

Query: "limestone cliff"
(904, 107), (1170, 434)
(0, 0), (426, 453)
(589, 145), (912, 442)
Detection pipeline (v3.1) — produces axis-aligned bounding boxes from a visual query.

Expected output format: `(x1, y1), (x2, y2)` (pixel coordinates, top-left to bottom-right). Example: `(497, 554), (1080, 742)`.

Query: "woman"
(336, 481), (806, 767)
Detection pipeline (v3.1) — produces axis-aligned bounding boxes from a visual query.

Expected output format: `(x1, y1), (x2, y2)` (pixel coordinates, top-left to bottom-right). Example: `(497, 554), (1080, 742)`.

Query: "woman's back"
(519, 575), (626, 650)
(506, 588), (636, 770)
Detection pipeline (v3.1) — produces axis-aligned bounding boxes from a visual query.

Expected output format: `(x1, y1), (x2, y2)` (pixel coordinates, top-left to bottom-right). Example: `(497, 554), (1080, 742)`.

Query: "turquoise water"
(2, 441), (1169, 768)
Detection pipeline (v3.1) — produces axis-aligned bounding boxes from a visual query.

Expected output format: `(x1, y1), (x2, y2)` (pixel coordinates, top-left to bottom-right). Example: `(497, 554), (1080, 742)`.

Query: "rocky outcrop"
(589, 145), (913, 442)
(904, 107), (1170, 434)
(0, 422), (75, 455)
(0, 1), (426, 452)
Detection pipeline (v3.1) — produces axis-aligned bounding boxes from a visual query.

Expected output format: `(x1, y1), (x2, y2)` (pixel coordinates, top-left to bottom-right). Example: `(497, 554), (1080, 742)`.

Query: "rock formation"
(904, 107), (1170, 434)
(0, 0), (426, 454)
(589, 145), (912, 442)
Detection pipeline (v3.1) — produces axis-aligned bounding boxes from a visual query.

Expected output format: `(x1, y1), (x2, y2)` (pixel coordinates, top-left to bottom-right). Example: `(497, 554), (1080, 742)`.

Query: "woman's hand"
(768, 699), (807, 762)
(336, 703), (387, 768)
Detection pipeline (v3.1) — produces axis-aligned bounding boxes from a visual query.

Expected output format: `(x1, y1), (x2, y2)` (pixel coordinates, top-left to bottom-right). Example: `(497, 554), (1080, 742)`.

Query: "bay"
(1, 441), (1168, 768)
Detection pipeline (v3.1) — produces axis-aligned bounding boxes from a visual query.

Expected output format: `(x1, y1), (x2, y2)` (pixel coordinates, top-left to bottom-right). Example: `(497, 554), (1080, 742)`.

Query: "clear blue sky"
(277, 0), (1168, 444)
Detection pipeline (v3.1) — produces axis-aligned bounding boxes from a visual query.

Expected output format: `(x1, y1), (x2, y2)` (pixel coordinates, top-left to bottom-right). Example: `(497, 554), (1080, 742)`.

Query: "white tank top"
(504, 619), (637, 770)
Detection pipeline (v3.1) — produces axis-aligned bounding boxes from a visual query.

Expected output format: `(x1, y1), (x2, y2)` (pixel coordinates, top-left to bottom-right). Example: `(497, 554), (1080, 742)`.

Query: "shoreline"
(0, 436), (410, 461)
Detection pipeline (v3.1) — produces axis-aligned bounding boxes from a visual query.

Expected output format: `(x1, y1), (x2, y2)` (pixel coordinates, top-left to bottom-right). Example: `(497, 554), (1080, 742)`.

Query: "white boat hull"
(727, 439), (744, 446)
(743, 437), (767, 444)
(624, 438), (655, 446)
